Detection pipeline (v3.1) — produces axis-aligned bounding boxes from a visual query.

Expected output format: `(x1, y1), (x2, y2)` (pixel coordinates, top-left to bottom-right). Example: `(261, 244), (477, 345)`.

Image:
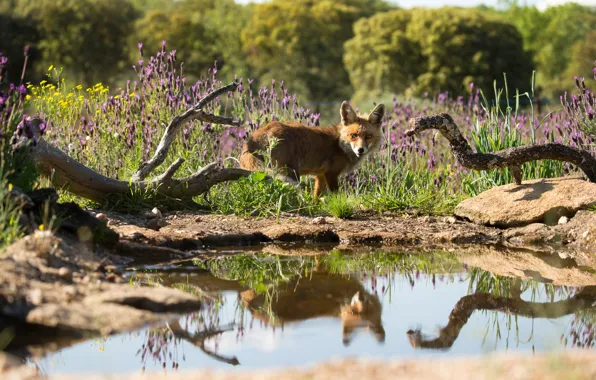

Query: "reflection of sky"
(33, 273), (584, 377)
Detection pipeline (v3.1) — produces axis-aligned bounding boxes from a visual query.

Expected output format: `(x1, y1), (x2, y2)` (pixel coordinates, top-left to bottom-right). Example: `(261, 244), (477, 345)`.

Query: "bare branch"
(17, 129), (252, 204)
(168, 320), (240, 366)
(132, 81), (241, 182)
(406, 113), (596, 184)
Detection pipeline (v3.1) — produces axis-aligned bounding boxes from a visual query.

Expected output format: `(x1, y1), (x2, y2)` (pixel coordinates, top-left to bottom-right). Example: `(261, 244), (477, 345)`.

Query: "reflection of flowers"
(563, 308), (596, 349)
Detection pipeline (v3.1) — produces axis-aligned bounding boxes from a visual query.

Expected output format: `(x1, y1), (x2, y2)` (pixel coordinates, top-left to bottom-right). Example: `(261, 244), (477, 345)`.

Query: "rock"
(311, 216), (327, 225)
(558, 216), (569, 225)
(444, 216), (457, 224)
(194, 216), (202, 223)
(151, 207), (162, 219)
(503, 223), (557, 245)
(454, 177), (596, 227)
(58, 267), (72, 280)
(146, 217), (168, 231)
(0, 233), (202, 338)
(95, 213), (108, 221)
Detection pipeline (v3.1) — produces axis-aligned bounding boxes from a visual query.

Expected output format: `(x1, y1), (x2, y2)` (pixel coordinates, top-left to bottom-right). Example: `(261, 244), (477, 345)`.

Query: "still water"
(23, 250), (596, 376)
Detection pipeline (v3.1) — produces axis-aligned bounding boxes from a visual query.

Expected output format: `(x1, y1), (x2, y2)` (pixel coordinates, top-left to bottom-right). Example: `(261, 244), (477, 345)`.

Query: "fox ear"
(368, 103), (385, 125)
(340, 101), (357, 126)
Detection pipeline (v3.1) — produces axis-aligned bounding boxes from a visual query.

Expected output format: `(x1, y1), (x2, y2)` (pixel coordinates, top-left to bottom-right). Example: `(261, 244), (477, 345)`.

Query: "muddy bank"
(4, 351), (596, 380)
(105, 209), (596, 259)
(0, 231), (202, 340)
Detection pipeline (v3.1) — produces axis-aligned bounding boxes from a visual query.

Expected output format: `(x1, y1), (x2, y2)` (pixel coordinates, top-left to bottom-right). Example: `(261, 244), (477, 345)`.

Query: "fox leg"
(314, 175), (327, 198)
(324, 173), (340, 193)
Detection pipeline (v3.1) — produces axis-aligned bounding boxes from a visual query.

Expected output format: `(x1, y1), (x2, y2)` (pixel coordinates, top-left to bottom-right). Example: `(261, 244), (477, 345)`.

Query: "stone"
(151, 207), (162, 219)
(558, 216), (569, 225)
(311, 216), (327, 225)
(95, 213), (108, 221)
(454, 177), (596, 227)
(444, 216), (457, 224)
(146, 217), (168, 231)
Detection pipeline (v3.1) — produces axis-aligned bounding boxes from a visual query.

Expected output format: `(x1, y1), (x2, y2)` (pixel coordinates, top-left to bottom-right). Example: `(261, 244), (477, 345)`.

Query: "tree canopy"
(344, 8), (533, 99)
(242, 0), (395, 103)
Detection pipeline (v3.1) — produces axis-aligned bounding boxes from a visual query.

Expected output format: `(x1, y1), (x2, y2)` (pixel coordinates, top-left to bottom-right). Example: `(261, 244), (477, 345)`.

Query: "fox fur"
(239, 101), (385, 197)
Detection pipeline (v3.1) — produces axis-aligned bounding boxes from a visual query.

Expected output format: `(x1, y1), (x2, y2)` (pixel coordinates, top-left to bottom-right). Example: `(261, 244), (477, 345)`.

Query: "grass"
(6, 46), (593, 222)
(322, 193), (358, 219)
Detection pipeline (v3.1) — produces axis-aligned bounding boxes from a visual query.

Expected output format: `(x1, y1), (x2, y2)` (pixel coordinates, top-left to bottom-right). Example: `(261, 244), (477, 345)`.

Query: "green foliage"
(242, 0), (394, 103)
(345, 8), (533, 99)
(0, 12), (39, 84)
(322, 193), (357, 219)
(16, 0), (138, 86)
(461, 77), (564, 196)
(565, 30), (596, 84)
(204, 172), (318, 217)
(133, 0), (250, 81)
(362, 165), (463, 215)
(504, 3), (596, 98)
(0, 178), (23, 249)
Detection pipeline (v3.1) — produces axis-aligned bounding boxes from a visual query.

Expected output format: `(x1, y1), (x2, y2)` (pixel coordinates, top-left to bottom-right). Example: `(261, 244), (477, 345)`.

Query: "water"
(13, 250), (596, 376)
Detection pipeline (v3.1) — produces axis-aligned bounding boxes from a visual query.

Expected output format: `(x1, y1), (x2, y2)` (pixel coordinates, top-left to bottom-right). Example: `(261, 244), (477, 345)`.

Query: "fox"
(240, 279), (385, 346)
(239, 101), (385, 197)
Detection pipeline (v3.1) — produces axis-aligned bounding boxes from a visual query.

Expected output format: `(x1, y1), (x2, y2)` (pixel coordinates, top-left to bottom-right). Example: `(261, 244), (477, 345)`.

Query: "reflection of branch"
(167, 320), (240, 366)
(407, 288), (596, 350)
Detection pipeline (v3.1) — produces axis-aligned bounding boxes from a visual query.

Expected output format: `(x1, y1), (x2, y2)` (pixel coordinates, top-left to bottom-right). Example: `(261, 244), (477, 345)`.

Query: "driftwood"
(406, 113), (596, 184)
(12, 82), (253, 204)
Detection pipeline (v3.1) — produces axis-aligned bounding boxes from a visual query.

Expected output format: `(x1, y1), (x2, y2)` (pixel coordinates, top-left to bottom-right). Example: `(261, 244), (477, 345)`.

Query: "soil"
(105, 209), (596, 263)
(4, 351), (596, 380)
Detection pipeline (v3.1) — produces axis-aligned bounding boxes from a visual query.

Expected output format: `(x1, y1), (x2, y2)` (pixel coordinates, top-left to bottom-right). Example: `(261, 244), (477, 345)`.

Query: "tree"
(504, 3), (596, 98)
(565, 30), (596, 82)
(344, 8), (533, 99)
(133, 0), (250, 81)
(242, 0), (394, 103)
(0, 12), (39, 84)
(16, 0), (138, 86)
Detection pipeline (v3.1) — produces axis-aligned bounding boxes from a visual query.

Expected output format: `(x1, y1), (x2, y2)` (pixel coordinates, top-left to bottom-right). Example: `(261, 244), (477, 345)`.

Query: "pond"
(15, 248), (596, 376)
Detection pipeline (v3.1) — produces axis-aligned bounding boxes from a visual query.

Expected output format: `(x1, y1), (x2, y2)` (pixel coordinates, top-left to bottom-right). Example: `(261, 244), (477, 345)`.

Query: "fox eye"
(366, 134), (372, 139)
(350, 133), (358, 139)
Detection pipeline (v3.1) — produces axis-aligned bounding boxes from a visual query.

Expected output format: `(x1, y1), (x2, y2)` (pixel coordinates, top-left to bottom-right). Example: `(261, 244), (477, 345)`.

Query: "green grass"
(322, 193), (358, 219)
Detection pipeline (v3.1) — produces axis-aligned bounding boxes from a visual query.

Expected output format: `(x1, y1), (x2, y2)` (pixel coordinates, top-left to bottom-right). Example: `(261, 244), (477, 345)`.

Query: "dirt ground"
(105, 208), (596, 262)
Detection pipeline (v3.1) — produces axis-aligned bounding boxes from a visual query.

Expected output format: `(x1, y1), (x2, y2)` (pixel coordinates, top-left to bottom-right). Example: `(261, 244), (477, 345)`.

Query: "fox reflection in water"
(239, 272), (385, 346)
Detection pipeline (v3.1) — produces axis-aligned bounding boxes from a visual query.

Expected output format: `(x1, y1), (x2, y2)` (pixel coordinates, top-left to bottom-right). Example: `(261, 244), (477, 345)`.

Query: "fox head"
(340, 292), (386, 346)
(338, 101), (385, 158)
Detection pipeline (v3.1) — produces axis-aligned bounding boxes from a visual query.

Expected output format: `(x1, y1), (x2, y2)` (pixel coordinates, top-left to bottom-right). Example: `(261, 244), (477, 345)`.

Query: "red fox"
(239, 101), (385, 197)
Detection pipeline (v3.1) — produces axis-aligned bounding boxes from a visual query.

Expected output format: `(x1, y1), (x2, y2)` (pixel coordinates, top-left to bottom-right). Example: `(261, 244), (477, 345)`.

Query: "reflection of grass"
(0, 327), (15, 350)
(467, 268), (578, 300)
(195, 250), (463, 294)
(195, 254), (315, 293)
(324, 249), (462, 276)
(467, 267), (588, 350)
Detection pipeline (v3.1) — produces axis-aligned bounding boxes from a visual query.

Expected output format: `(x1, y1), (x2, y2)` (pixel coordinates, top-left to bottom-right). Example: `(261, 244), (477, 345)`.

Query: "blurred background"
(1, 0), (595, 109)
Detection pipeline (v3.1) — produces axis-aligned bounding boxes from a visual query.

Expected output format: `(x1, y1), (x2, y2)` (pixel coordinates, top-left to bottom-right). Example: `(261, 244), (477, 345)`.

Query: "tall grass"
(22, 45), (595, 216)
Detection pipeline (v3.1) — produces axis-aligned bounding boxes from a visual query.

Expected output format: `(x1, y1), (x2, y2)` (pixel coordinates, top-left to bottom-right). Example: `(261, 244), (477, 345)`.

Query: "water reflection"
(18, 249), (596, 375)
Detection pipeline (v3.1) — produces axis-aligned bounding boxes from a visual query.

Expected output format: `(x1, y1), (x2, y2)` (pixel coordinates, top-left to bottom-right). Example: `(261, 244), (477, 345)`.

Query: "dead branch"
(406, 113), (596, 184)
(10, 81), (253, 204)
(19, 134), (251, 203)
(131, 81), (241, 182)
(167, 320), (240, 366)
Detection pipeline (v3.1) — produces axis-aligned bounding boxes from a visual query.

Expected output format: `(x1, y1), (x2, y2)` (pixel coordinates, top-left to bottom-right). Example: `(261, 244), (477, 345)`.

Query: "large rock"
(455, 177), (596, 227)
